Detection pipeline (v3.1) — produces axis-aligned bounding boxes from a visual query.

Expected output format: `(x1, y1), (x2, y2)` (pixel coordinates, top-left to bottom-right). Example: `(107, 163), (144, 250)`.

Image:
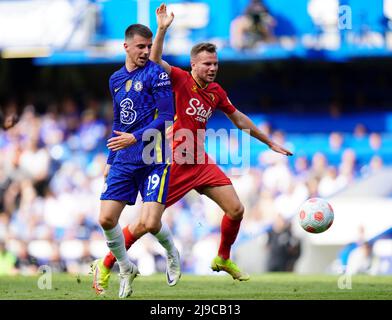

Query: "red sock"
(218, 214), (242, 260)
(103, 225), (137, 269)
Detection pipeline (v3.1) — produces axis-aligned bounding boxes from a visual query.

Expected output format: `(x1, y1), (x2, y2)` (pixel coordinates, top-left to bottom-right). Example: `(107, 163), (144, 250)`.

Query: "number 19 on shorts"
(147, 174), (160, 192)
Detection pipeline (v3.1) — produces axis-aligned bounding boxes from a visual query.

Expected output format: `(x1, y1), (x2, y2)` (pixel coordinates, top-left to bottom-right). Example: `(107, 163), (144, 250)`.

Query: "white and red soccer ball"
(298, 198), (334, 234)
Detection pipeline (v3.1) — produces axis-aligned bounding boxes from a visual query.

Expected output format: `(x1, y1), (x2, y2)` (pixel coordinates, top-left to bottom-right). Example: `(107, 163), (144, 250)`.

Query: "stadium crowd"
(0, 97), (387, 276)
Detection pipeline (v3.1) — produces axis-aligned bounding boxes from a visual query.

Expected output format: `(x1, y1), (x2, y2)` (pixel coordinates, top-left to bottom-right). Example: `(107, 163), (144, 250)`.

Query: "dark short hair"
(125, 24), (153, 40)
(190, 42), (217, 58)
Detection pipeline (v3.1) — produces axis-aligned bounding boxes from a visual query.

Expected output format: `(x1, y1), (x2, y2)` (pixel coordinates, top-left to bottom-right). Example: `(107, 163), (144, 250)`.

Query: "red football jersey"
(169, 66), (237, 164)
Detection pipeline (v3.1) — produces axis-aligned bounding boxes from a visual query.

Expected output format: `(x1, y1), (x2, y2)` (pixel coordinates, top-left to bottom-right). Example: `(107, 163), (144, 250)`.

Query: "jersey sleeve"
(151, 65), (173, 99)
(216, 86), (237, 115)
(132, 65), (174, 141)
(170, 66), (188, 90)
(107, 76), (120, 165)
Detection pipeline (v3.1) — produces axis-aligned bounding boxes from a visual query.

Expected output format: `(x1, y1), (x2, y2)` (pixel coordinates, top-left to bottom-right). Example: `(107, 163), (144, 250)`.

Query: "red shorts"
(165, 161), (232, 208)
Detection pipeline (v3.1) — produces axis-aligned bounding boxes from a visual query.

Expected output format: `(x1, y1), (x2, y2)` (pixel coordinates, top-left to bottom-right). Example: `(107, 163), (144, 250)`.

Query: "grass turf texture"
(0, 273), (391, 300)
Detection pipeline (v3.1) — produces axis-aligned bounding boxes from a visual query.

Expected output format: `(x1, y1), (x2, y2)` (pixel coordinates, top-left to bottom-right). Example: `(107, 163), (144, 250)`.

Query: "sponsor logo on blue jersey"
(159, 72), (169, 80)
(120, 98), (137, 124)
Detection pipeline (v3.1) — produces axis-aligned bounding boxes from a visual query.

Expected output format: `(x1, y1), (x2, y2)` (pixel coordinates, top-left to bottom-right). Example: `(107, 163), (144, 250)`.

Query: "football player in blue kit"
(97, 24), (175, 298)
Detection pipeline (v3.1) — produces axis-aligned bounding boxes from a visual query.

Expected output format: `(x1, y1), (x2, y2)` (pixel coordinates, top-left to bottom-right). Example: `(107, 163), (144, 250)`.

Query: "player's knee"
(142, 220), (161, 234)
(227, 202), (244, 220)
(131, 222), (148, 238)
(99, 215), (117, 230)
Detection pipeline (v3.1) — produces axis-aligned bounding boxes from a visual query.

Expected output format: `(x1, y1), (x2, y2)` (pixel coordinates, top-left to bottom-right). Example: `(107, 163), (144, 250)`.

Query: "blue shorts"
(100, 163), (171, 205)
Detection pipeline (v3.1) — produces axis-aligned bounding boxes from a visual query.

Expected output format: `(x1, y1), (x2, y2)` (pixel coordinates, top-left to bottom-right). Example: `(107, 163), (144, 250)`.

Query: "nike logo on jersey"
(114, 87), (121, 92)
(146, 191), (155, 196)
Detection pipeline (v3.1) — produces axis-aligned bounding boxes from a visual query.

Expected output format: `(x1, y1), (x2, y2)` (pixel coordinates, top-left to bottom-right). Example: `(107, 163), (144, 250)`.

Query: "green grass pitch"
(0, 273), (391, 300)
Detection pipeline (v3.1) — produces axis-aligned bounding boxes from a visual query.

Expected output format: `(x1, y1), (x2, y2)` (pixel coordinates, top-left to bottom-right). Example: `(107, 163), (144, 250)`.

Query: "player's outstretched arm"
(227, 110), (293, 156)
(150, 3), (174, 74)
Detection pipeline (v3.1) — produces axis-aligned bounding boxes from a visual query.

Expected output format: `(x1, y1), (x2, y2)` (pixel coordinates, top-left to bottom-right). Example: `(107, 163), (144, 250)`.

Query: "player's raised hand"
(269, 142), (293, 157)
(107, 130), (137, 151)
(156, 3), (174, 29)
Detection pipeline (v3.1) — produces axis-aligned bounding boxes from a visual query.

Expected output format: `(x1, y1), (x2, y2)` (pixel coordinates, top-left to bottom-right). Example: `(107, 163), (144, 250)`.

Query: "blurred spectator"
(261, 156), (292, 194)
(231, 168), (261, 206)
(0, 215), (10, 239)
(352, 123), (368, 150)
(47, 244), (67, 273)
(369, 132), (382, 152)
(369, 155), (383, 172)
(0, 241), (17, 275)
(76, 109), (106, 152)
(192, 232), (220, 275)
(65, 241), (95, 275)
(0, 108), (19, 130)
(274, 181), (308, 219)
(19, 138), (50, 183)
(328, 100), (342, 118)
(0, 167), (12, 215)
(353, 123), (367, 139)
(346, 242), (374, 275)
(293, 156), (310, 182)
(259, 132), (292, 189)
(337, 225), (368, 273)
(60, 97), (80, 137)
(329, 132), (344, 152)
(338, 149), (357, 184)
(360, 155), (384, 177)
(230, 0), (276, 50)
(39, 108), (65, 147)
(309, 152), (328, 181)
(318, 166), (347, 197)
(253, 190), (277, 224)
(328, 132), (344, 165)
(266, 214), (301, 272)
(305, 177), (320, 198)
(258, 121), (272, 137)
(15, 241), (39, 275)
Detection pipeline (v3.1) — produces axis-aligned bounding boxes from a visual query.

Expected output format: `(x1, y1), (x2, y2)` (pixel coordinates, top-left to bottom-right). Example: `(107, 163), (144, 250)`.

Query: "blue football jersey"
(107, 60), (173, 165)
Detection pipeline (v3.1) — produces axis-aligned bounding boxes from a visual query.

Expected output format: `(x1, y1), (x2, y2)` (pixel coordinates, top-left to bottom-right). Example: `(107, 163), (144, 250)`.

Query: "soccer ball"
(298, 198), (334, 233)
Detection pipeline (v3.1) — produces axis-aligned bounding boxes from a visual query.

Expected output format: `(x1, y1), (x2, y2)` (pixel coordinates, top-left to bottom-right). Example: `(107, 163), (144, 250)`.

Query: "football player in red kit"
(92, 3), (292, 295)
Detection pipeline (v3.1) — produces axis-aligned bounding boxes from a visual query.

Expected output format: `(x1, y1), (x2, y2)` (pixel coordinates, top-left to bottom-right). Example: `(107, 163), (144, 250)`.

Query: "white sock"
(103, 224), (131, 273)
(154, 223), (176, 256)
